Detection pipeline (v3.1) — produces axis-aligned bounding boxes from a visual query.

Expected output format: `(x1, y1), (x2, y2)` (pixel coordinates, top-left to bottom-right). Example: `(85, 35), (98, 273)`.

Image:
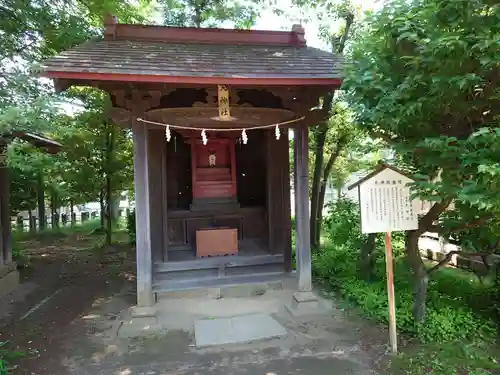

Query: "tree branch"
(418, 199), (453, 233)
(322, 134), (349, 183)
(337, 13), (354, 54)
(427, 250), (496, 275)
(427, 215), (493, 233)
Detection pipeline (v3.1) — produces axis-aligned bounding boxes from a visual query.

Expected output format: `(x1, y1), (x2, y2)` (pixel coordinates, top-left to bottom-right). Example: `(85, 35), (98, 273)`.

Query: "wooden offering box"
(196, 228), (238, 257)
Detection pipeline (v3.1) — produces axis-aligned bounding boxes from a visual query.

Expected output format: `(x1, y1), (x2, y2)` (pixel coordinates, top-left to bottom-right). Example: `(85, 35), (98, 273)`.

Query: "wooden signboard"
(349, 164), (419, 354)
(218, 85), (231, 120)
(358, 167), (419, 234)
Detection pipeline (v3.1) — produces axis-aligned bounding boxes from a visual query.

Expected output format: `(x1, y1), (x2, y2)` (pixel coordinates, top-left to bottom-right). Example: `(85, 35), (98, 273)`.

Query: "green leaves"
(344, 0), (500, 249)
(0, 1), (150, 214)
(161, 0), (259, 28)
(0, 0), (156, 140)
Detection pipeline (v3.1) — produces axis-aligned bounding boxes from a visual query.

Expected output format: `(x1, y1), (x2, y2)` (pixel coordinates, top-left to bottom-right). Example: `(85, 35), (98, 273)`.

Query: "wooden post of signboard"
(348, 163), (420, 355)
(384, 231), (397, 353)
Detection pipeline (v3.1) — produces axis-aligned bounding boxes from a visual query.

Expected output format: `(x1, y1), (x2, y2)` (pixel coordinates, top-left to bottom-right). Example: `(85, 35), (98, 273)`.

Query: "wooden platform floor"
(167, 239), (269, 262)
(154, 239), (287, 292)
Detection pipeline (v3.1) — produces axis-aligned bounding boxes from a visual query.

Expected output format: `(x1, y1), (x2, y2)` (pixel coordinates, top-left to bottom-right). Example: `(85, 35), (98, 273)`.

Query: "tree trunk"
(99, 189), (105, 229)
(404, 200), (451, 322)
(359, 233), (377, 280)
(193, 4), (204, 27)
(310, 124), (328, 249)
(405, 230), (428, 323)
(105, 179), (112, 245)
(37, 173), (46, 231)
(104, 123), (116, 246)
(494, 263), (500, 334)
(28, 208), (34, 233)
(308, 13), (354, 249)
(316, 180), (327, 246)
(314, 136), (348, 246)
(50, 191), (59, 230)
(310, 92), (335, 249)
(70, 200), (75, 227)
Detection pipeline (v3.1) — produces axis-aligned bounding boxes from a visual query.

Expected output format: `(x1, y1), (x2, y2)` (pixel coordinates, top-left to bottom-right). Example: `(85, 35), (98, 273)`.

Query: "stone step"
(153, 271), (291, 295)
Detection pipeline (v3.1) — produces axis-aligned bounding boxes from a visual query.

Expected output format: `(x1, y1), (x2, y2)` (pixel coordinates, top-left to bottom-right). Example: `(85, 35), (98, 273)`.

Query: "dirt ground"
(0, 231), (392, 375)
(0, 231), (136, 375)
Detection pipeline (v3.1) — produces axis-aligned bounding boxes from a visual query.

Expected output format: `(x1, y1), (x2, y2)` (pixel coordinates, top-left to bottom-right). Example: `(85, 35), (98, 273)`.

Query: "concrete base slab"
(285, 291), (329, 317)
(194, 313), (287, 348)
(130, 305), (157, 318)
(155, 288), (295, 331)
(0, 267), (19, 298)
(117, 317), (162, 338)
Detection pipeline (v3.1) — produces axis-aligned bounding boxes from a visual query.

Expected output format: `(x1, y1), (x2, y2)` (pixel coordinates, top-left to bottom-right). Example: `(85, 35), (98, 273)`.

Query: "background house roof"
(2, 132), (62, 154)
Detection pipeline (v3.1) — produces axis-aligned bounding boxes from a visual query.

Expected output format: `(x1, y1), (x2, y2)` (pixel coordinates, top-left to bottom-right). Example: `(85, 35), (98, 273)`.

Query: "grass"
(11, 219), (103, 241)
(11, 219), (131, 266)
(314, 240), (500, 374)
(0, 342), (24, 375)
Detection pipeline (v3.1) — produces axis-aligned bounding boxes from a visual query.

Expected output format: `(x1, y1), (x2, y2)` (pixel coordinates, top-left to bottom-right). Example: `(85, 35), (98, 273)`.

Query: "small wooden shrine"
(40, 17), (344, 309)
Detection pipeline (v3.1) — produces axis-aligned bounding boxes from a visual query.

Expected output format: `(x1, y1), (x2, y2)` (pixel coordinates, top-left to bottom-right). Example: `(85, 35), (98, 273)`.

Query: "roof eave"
(347, 163), (415, 190)
(7, 132), (62, 154)
(43, 71), (343, 88)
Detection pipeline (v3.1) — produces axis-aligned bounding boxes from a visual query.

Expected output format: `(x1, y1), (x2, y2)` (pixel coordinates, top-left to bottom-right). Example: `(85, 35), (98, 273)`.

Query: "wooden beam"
(293, 125), (312, 292)
(110, 23), (307, 47)
(43, 71), (342, 87)
(155, 254), (284, 272)
(132, 121), (155, 307)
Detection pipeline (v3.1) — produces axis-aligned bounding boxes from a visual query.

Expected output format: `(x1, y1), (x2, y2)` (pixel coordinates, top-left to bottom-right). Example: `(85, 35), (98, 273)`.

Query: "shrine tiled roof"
(40, 40), (343, 81)
(40, 22), (344, 86)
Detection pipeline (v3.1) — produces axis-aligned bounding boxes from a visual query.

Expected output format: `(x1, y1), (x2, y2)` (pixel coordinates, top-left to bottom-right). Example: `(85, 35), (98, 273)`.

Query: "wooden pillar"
(190, 141), (197, 199)
(147, 128), (167, 262)
(161, 132), (169, 261)
(266, 130), (292, 270)
(229, 139), (237, 197)
(132, 121), (154, 307)
(293, 125), (312, 292)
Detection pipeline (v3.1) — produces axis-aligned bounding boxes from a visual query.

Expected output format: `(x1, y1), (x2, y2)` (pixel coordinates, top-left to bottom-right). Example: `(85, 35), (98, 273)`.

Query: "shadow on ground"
(1, 232), (390, 375)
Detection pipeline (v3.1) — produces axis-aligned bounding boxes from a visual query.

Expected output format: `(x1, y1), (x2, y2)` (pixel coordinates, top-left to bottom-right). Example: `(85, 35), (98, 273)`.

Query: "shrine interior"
(163, 128), (276, 262)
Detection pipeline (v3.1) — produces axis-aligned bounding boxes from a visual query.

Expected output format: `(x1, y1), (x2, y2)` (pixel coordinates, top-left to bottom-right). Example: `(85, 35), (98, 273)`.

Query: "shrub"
(11, 243), (31, 269)
(323, 196), (408, 256)
(313, 243), (495, 343)
(323, 197), (365, 249)
(0, 342), (23, 375)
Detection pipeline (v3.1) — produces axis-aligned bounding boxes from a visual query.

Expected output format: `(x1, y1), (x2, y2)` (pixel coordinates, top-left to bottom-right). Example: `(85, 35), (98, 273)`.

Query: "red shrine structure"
(186, 133), (238, 210)
(40, 17), (344, 312)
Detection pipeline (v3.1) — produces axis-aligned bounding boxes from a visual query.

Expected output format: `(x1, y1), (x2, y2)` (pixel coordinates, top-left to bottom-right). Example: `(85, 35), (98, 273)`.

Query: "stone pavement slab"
(194, 313), (288, 347)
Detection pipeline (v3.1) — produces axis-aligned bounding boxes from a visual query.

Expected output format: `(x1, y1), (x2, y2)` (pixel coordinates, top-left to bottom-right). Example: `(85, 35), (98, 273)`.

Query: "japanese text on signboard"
(358, 170), (418, 233)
